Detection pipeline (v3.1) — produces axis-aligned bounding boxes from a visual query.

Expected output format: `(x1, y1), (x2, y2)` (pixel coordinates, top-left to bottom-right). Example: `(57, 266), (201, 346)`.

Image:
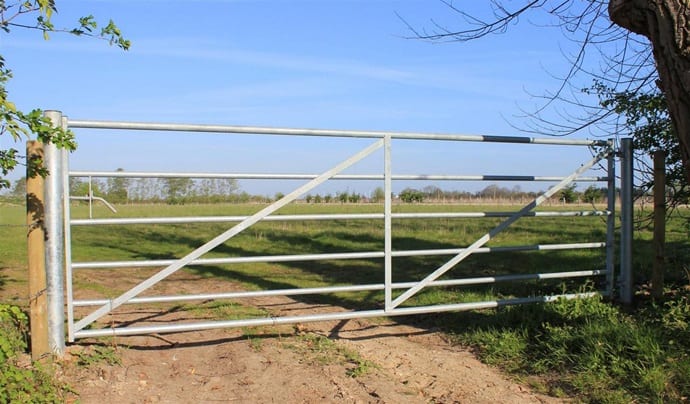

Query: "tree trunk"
(609, 0), (690, 182)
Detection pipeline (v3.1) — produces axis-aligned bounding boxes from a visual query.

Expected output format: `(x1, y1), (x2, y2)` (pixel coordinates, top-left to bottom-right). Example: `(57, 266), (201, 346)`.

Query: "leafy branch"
(0, 1), (129, 188)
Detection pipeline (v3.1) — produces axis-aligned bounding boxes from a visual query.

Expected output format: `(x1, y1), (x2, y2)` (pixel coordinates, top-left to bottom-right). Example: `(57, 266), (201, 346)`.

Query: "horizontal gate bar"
(70, 211), (610, 226)
(72, 292), (602, 339)
(68, 170), (608, 182)
(71, 242), (606, 269)
(67, 118), (607, 146)
(72, 269), (607, 307)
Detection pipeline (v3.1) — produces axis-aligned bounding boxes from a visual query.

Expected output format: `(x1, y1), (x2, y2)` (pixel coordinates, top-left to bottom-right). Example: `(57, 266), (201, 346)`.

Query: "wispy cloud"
(131, 37), (414, 82)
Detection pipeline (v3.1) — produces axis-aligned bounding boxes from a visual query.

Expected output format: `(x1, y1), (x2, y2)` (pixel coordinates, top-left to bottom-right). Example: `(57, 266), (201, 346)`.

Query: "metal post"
(384, 136), (392, 311)
(619, 138), (634, 305)
(61, 117), (75, 342)
(606, 139), (616, 297)
(88, 176), (93, 219)
(43, 110), (66, 354)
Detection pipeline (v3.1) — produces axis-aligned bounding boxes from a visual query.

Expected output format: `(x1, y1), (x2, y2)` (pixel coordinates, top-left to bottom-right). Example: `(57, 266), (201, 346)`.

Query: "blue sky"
(1, 1), (609, 196)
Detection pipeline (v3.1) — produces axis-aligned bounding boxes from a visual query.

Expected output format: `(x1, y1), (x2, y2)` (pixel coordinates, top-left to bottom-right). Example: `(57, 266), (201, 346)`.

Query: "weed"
(661, 294), (689, 333)
(71, 345), (121, 367)
(184, 300), (269, 321)
(0, 304), (68, 402)
(285, 333), (377, 378)
(0, 304), (28, 363)
(247, 336), (263, 352)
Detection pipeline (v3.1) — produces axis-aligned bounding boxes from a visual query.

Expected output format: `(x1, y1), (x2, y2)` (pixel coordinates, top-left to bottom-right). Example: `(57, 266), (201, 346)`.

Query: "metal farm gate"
(35, 110), (633, 354)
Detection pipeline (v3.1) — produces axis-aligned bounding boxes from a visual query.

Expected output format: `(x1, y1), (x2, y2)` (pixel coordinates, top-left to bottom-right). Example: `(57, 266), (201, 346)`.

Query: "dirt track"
(59, 277), (564, 403)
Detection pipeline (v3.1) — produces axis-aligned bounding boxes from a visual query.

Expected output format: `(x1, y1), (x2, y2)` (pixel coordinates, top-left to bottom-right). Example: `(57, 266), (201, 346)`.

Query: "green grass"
(182, 300), (270, 320)
(282, 332), (378, 378)
(2, 200), (690, 402)
(70, 345), (121, 367)
(60, 202), (615, 311)
(0, 203), (29, 303)
(422, 290), (690, 403)
(0, 303), (71, 402)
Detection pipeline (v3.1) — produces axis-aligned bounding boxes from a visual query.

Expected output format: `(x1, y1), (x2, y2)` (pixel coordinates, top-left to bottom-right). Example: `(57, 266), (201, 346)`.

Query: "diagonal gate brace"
(388, 146), (612, 310)
(74, 138), (385, 332)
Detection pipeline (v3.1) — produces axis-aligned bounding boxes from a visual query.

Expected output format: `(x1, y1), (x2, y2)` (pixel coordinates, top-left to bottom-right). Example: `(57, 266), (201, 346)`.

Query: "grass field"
(2, 200), (689, 305)
(4, 201), (616, 305)
(2, 200), (690, 402)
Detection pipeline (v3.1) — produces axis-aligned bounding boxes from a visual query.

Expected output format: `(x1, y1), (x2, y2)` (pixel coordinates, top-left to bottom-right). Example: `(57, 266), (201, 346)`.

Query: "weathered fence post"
(619, 138), (634, 305)
(43, 110), (66, 355)
(652, 150), (665, 299)
(26, 141), (49, 360)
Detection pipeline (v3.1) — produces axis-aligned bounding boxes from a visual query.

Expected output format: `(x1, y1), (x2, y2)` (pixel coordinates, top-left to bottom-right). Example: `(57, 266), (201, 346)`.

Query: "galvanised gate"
(36, 110), (633, 354)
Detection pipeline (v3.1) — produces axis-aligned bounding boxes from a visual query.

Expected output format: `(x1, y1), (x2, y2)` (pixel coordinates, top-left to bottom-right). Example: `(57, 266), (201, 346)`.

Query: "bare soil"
(53, 272), (565, 404)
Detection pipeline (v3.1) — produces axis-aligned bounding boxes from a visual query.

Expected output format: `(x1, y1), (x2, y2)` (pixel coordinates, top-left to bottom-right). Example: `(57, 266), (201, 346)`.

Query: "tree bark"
(610, 0), (690, 182)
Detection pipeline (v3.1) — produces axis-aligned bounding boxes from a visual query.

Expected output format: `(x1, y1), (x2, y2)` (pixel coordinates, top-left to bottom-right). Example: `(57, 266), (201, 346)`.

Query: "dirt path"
(59, 278), (564, 403)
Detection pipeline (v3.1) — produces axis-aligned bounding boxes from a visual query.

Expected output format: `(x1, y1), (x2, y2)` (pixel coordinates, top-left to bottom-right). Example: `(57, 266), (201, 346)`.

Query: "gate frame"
(37, 110), (633, 355)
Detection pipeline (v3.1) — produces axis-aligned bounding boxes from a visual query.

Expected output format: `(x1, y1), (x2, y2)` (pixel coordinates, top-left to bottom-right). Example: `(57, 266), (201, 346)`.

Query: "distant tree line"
(67, 174), (250, 205)
(390, 184), (612, 205)
(302, 184), (615, 205)
(3, 173), (625, 205)
(0, 168), (251, 205)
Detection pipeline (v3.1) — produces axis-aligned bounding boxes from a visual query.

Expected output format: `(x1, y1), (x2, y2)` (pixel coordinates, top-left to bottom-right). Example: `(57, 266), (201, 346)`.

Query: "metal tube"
(606, 139), (616, 297)
(88, 176), (93, 219)
(61, 124), (76, 343)
(70, 210), (610, 226)
(73, 269), (607, 307)
(620, 138), (634, 304)
(73, 292), (600, 339)
(71, 242), (606, 269)
(43, 110), (65, 354)
(67, 118), (606, 146)
(384, 135), (393, 311)
(69, 170), (606, 182)
(69, 196), (117, 213)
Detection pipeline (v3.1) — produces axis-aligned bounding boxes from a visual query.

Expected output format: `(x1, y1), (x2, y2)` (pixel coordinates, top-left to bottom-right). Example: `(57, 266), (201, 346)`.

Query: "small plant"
(660, 294), (689, 332)
(285, 333), (377, 378)
(248, 337), (263, 351)
(0, 304), (67, 402)
(345, 354), (377, 378)
(71, 345), (121, 367)
(0, 304), (28, 363)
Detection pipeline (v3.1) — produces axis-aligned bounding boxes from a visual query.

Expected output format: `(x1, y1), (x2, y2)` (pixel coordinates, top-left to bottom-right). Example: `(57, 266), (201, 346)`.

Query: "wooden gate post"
(26, 140), (49, 360)
(652, 150), (666, 299)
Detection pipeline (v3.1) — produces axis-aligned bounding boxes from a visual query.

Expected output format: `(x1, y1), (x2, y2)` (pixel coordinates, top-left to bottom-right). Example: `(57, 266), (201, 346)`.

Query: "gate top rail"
(67, 118), (607, 146)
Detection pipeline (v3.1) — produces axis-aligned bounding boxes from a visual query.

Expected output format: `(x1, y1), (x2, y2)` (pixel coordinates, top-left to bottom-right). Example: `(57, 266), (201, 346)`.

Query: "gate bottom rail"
(73, 292), (601, 339)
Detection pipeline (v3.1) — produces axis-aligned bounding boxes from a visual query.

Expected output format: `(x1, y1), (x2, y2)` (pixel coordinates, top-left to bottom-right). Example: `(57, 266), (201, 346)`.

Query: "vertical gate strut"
(383, 136), (393, 311)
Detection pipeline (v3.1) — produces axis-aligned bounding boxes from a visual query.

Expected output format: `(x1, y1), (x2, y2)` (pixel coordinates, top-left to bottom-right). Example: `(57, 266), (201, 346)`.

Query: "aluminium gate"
(37, 110), (634, 354)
